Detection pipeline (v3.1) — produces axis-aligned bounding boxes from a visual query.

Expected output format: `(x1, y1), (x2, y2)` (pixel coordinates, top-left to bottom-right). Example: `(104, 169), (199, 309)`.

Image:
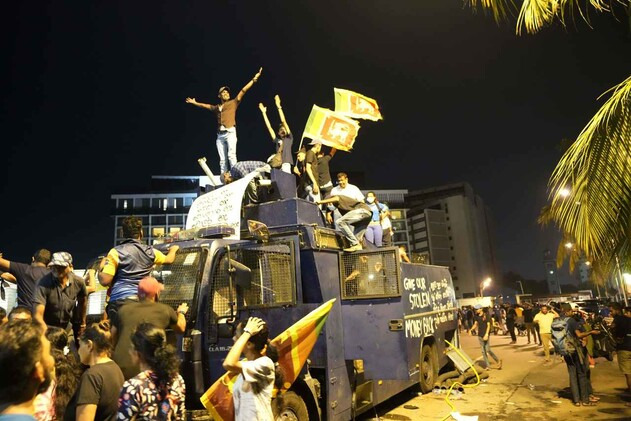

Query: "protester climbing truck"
(151, 169), (459, 420)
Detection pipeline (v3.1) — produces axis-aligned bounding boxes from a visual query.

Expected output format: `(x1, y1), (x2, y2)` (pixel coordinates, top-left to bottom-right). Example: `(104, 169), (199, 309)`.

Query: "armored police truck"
(153, 170), (458, 420)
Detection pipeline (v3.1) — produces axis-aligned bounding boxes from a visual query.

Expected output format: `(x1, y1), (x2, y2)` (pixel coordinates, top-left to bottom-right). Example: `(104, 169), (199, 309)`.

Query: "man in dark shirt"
(305, 140), (322, 202)
(611, 303), (631, 401)
(0, 249), (51, 310)
(470, 305), (502, 369)
(563, 308), (599, 406)
(34, 252), (87, 331)
(186, 67), (263, 174)
(318, 195), (372, 252)
(523, 304), (540, 345)
(259, 95), (294, 174)
(317, 147), (337, 198)
(506, 304), (517, 344)
(111, 276), (188, 379)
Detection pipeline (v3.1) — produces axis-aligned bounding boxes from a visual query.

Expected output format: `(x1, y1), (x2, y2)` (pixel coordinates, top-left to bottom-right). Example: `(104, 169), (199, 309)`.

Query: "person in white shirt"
(330, 172), (364, 202)
(222, 317), (282, 421)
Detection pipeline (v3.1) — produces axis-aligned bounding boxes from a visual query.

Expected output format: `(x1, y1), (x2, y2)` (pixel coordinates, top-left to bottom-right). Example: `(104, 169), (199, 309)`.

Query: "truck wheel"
(273, 391), (309, 421)
(419, 343), (438, 394)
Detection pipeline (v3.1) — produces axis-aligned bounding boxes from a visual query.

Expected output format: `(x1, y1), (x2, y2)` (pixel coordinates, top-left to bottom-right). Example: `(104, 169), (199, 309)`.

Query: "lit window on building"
(169, 227), (181, 234)
(123, 200), (128, 210)
(152, 227), (165, 237)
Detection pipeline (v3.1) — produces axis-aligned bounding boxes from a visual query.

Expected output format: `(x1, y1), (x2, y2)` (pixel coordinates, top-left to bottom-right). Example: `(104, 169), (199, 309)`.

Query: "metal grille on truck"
(209, 241), (296, 337)
(339, 248), (401, 299)
(153, 248), (204, 322)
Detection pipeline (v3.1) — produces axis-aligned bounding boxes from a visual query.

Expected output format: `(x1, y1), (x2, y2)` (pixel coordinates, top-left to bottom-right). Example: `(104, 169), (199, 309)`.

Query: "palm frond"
(544, 75), (631, 269)
(516, 0), (555, 34)
(465, 0), (517, 23)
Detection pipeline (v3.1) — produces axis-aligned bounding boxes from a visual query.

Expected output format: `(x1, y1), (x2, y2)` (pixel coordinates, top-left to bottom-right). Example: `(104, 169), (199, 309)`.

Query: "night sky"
(2, 1), (630, 282)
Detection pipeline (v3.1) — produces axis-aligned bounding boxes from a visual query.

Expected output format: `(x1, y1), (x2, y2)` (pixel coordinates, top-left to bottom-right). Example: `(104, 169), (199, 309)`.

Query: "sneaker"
(343, 244), (362, 252)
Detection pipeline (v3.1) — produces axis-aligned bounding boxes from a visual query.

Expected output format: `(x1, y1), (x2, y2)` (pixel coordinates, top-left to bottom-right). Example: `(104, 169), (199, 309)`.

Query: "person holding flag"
(222, 317), (283, 421)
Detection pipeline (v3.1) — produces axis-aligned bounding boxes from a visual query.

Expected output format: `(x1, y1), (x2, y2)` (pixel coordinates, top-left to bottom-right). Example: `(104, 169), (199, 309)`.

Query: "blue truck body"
(153, 171), (459, 420)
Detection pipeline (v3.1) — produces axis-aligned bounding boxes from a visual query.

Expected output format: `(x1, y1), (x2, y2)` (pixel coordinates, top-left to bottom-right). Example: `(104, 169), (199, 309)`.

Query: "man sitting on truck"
(99, 216), (179, 321)
(317, 195), (372, 252)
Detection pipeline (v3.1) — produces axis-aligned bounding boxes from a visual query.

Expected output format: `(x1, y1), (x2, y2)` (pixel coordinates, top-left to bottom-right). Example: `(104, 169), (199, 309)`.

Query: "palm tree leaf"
(465, 0), (518, 23)
(544, 75), (631, 273)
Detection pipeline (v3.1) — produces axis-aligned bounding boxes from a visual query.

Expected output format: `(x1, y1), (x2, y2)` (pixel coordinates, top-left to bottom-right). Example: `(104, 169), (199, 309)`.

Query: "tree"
(469, 0), (631, 298)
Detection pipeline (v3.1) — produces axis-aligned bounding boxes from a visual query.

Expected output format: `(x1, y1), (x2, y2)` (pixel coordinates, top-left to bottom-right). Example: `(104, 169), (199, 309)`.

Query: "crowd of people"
(461, 301), (631, 407)
(185, 67), (400, 253)
(0, 215), (281, 420)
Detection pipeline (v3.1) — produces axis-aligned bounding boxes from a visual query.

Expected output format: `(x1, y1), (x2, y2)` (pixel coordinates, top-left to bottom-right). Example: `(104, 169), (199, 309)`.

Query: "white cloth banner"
(185, 172), (259, 239)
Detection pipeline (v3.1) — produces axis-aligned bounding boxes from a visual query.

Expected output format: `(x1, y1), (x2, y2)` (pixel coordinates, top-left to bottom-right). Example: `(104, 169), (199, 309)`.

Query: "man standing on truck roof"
(0, 249), (51, 311)
(317, 195), (372, 252)
(111, 276), (189, 379)
(98, 216), (179, 321)
(186, 67), (263, 174)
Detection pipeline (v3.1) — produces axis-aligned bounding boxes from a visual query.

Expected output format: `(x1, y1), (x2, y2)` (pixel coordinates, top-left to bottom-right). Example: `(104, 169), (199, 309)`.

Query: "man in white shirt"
(330, 172), (364, 202)
(533, 305), (559, 363)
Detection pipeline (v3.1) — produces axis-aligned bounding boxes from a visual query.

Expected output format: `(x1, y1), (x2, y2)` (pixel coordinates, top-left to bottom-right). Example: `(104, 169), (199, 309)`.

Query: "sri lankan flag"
(200, 299), (336, 420)
(302, 105), (360, 152)
(334, 88), (383, 121)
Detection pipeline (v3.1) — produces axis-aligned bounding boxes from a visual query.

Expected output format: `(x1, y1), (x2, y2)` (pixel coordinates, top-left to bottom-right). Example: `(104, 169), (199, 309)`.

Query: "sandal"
(573, 402), (581, 407)
(581, 402), (597, 406)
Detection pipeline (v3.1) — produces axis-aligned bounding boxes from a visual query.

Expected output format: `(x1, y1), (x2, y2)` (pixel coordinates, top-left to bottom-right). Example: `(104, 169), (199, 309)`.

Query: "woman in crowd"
(118, 323), (186, 420)
(67, 321), (124, 421)
(364, 191), (389, 247)
(34, 328), (82, 421)
(222, 317), (283, 421)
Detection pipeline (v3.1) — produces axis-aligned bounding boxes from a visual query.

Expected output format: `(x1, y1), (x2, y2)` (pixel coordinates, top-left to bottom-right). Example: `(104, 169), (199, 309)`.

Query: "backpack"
(551, 317), (577, 357)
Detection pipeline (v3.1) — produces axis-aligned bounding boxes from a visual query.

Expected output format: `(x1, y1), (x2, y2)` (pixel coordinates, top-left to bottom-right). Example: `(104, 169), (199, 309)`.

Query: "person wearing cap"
(33, 251), (87, 331)
(304, 139), (322, 202)
(185, 67), (263, 174)
(0, 249), (52, 311)
(99, 216), (179, 321)
(110, 276), (188, 379)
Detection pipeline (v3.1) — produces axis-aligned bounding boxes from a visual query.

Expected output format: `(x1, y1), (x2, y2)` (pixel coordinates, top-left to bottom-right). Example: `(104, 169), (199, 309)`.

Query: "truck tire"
(273, 391), (309, 421)
(419, 343), (438, 394)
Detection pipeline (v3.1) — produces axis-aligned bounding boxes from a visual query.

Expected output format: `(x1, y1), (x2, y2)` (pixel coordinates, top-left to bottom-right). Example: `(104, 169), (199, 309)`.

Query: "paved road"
(360, 331), (631, 420)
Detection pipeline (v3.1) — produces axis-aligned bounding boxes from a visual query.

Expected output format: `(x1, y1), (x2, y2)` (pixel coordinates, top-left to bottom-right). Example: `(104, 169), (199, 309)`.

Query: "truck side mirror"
(217, 317), (236, 338)
(229, 259), (252, 289)
(247, 220), (270, 242)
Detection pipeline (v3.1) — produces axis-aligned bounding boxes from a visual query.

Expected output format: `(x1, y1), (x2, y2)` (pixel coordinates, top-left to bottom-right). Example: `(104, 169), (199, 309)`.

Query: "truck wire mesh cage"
(339, 248), (401, 299)
(209, 241), (296, 334)
(153, 247), (206, 322)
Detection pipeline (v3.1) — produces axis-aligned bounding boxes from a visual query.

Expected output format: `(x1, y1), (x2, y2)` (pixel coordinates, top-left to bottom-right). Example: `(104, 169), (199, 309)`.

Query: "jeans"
(336, 209), (371, 246)
(477, 336), (500, 368)
(365, 223), (383, 247)
(216, 128), (238, 174)
(564, 350), (591, 403)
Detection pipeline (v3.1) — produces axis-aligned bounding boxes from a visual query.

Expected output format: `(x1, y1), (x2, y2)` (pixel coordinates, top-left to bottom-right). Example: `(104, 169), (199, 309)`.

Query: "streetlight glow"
(623, 273), (631, 285)
(564, 242), (573, 249)
(559, 188), (571, 198)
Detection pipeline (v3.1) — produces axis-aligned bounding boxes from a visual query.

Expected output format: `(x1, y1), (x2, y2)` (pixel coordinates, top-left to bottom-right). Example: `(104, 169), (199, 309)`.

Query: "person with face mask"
(364, 192), (389, 247)
(0, 320), (55, 421)
(33, 252), (87, 333)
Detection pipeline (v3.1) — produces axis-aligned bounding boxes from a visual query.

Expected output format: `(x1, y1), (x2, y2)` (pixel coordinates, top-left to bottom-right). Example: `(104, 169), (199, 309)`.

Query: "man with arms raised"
(0, 250), (51, 311)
